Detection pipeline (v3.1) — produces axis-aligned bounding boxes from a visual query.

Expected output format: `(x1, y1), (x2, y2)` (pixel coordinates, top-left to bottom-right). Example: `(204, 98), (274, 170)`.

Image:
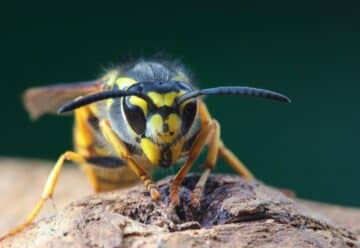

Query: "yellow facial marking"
(115, 77), (137, 89)
(148, 114), (164, 142)
(148, 113), (181, 144)
(148, 92), (179, 107)
(140, 138), (160, 165)
(149, 113), (163, 130)
(168, 114), (181, 136)
(129, 96), (148, 115)
(104, 77), (136, 108)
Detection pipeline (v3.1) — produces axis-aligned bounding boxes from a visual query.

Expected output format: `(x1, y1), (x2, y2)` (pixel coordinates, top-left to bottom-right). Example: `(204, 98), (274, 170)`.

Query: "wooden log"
(0, 159), (359, 247)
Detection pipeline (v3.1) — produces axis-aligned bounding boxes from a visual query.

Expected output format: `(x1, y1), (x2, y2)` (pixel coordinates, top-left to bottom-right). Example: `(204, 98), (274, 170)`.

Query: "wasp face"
(123, 81), (197, 145)
(146, 108), (181, 144)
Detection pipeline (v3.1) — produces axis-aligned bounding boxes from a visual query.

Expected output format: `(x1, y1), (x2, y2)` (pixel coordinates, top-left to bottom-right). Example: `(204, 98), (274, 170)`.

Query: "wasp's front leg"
(169, 121), (213, 206)
(99, 120), (160, 201)
(189, 101), (254, 208)
(189, 120), (221, 207)
(189, 121), (253, 208)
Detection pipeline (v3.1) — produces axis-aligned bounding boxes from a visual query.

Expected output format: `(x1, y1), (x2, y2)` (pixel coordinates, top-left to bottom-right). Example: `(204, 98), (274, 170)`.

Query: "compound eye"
(123, 98), (146, 135)
(181, 101), (197, 134)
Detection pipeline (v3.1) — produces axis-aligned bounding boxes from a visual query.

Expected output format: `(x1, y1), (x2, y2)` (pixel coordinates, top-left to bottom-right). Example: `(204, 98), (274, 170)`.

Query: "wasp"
(1, 59), (290, 240)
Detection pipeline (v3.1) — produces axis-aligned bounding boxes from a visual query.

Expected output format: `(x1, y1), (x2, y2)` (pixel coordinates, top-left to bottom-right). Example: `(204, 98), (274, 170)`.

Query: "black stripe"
(149, 106), (178, 118)
(87, 116), (99, 130)
(86, 156), (125, 168)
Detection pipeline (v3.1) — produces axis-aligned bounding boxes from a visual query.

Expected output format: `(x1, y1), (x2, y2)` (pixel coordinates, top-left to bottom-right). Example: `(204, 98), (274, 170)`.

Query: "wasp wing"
(23, 80), (102, 119)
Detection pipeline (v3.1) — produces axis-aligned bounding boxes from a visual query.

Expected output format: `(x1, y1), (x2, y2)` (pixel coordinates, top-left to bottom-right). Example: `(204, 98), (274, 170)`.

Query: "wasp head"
(123, 81), (197, 145)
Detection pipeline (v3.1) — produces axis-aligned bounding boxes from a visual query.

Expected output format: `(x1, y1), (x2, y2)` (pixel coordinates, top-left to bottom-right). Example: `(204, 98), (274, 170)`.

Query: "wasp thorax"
(146, 113), (181, 144)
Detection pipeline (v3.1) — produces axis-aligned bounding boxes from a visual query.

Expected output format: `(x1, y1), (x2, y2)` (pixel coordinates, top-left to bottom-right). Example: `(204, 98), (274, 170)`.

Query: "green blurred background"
(1, 1), (359, 206)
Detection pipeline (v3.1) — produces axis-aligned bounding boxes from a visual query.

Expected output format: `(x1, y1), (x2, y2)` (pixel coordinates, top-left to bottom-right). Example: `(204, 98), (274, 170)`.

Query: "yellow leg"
(187, 101), (222, 207)
(0, 151), (94, 241)
(186, 100), (254, 209)
(190, 120), (221, 207)
(198, 99), (254, 179)
(170, 120), (213, 206)
(190, 168), (211, 207)
(99, 120), (160, 201)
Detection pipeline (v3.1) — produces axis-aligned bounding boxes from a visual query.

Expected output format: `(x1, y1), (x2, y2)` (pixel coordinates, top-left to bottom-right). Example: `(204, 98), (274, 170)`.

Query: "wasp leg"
(187, 101), (221, 207)
(0, 151), (92, 241)
(197, 100), (255, 180)
(170, 120), (213, 207)
(218, 145), (254, 179)
(99, 120), (160, 201)
(190, 120), (220, 207)
(196, 98), (252, 179)
(188, 101), (254, 208)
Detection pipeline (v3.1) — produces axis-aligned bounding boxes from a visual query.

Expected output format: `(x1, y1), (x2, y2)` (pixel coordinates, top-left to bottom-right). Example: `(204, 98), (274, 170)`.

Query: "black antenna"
(58, 90), (153, 113)
(177, 86), (291, 105)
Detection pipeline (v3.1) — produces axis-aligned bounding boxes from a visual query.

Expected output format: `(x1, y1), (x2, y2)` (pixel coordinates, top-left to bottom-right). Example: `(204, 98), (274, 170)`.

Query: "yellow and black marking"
(1, 60), (290, 241)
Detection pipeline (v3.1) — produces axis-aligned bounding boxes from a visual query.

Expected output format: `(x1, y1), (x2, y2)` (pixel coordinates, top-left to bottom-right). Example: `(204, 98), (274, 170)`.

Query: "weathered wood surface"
(0, 159), (359, 248)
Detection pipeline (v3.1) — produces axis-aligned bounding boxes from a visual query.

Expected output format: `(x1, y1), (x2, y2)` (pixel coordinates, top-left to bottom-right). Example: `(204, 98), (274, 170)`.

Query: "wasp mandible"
(1, 60), (290, 240)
